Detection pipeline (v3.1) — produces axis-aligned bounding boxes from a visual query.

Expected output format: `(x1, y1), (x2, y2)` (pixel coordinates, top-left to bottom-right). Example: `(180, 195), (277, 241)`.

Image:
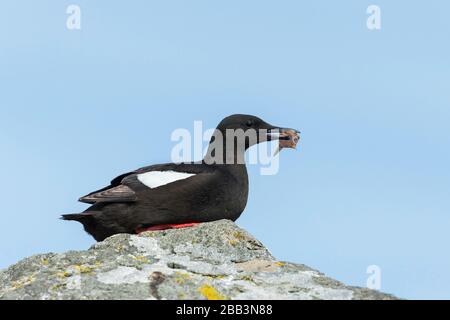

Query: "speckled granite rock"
(0, 220), (397, 300)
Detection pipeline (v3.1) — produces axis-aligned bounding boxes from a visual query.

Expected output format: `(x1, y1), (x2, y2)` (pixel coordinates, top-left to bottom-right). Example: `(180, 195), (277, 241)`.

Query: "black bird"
(62, 114), (300, 241)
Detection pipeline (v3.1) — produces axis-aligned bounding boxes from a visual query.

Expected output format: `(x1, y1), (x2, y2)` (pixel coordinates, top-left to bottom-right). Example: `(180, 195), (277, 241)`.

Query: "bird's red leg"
(135, 222), (200, 234)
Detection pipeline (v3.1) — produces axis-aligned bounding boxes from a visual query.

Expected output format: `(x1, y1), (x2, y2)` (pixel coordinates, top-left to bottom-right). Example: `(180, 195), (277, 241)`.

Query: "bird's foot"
(135, 222), (200, 233)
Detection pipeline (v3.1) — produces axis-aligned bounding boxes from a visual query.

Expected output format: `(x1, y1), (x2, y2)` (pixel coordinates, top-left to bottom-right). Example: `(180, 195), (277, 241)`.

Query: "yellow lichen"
(11, 275), (36, 290)
(74, 265), (94, 274)
(175, 271), (192, 279)
(240, 275), (253, 281)
(275, 262), (286, 267)
(175, 277), (186, 284)
(56, 271), (72, 279)
(131, 255), (150, 263)
(40, 258), (49, 266)
(228, 231), (247, 246)
(174, 271), (192, 284)
(233, 231), (247, 240)
(51, 283), (67, 291)
(198, 285), (227, 300)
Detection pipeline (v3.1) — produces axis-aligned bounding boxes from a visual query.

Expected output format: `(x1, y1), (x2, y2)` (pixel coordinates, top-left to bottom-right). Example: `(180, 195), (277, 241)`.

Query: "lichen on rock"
(0, 220), (397, 300)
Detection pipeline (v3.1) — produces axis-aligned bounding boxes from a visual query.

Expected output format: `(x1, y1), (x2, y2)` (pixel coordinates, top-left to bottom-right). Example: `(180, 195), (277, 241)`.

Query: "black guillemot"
(62, 114), (300, 241)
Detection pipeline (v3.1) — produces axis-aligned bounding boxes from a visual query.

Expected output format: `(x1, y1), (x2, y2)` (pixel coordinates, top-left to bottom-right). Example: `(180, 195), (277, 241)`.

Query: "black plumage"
(62, 114), (299, 241)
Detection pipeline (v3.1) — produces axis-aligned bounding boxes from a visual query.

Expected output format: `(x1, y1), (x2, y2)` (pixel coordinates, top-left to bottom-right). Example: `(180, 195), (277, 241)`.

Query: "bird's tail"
(61, 213), (90, 222)
(61, 211), (115, 242)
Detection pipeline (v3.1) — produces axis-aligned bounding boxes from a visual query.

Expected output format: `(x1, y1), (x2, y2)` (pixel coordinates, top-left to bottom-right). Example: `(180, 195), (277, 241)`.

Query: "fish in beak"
(267, 128), (301, 155)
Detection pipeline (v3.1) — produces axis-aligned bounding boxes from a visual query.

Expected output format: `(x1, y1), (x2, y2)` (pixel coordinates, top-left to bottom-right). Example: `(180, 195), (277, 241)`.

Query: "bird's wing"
(79, 171), (137, 204)
(78, 163), (212, 204)
(79, 184), (137, 203)
(122, 163), (215, 191)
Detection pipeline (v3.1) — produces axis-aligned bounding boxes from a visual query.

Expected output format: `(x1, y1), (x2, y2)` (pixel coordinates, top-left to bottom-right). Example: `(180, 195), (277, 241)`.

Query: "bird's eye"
(246, 120), (253, 127)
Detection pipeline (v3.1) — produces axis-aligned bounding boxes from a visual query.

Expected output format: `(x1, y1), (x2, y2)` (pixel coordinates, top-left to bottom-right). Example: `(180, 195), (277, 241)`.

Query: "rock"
(0, 220), (397, 300)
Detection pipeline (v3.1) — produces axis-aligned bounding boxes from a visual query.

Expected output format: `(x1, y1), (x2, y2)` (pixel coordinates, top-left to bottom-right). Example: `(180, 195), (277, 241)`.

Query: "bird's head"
(214, 114), (300, 151)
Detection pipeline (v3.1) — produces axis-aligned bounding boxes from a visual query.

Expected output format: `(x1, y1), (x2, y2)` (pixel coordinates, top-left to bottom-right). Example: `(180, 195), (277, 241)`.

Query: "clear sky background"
(1, 1), (449, 299)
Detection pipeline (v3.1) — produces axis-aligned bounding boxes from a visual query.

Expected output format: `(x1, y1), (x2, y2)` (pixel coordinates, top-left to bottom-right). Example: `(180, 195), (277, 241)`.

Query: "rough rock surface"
(0, 220), (396, 300)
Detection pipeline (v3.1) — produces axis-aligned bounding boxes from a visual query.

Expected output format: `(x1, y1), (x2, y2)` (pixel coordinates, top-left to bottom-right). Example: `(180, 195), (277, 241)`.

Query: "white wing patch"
(137, 170), (196, 189)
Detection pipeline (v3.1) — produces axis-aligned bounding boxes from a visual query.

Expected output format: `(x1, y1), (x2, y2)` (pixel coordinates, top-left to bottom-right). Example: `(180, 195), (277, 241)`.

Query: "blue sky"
(1, 1), (449, 299)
